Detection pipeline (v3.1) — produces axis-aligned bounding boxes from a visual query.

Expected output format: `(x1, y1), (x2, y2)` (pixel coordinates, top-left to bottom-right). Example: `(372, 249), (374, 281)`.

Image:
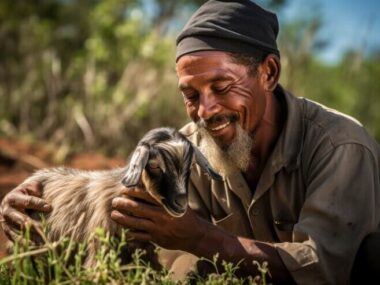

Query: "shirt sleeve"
(274, 143), (380, 284)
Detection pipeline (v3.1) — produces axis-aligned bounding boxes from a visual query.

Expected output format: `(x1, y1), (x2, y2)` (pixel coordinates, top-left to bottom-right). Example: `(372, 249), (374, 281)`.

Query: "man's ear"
(260, 54), (281, 92)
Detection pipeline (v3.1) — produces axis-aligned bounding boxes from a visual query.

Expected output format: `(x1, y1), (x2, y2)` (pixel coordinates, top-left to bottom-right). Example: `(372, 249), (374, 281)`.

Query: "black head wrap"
(176, 0), (280, 61)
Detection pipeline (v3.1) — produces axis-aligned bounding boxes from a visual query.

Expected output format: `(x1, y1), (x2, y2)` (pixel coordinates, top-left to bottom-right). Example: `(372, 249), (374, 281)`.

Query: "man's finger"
(23, 181), (43, 197)
(111, 210), (154, 231)
(126, 231), (152, 242)
(122, 187), (160, 205)
(112, 197), (161, 219)
(6, 192), (51, 212)
(2, 211), (44, 238)
(2, 209), (32, 229)
(1, 222), (21, 242)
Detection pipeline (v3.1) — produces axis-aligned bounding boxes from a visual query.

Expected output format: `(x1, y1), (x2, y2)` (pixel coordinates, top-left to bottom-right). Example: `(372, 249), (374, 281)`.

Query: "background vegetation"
(0, 0), (379, 160)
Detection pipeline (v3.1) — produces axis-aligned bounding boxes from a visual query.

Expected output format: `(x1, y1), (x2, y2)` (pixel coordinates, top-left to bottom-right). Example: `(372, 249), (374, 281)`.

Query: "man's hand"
(111, 186), (207, 252)
(111, 187), (294, 282)
(0, 181), (52, 241)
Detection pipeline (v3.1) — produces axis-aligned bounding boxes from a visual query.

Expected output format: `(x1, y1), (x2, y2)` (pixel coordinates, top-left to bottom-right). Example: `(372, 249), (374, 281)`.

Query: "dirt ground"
(0, 137), (125, 258)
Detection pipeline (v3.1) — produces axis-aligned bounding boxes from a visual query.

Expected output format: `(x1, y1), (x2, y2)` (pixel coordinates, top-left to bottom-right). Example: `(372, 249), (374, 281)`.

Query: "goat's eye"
(147, 164), (162, 177)
(148, 160), (163, 176)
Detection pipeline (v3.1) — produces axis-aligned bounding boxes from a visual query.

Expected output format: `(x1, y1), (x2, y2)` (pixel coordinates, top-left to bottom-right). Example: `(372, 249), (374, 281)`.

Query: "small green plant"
(0, 225), (269, 284)
(189, 253), (269, 285)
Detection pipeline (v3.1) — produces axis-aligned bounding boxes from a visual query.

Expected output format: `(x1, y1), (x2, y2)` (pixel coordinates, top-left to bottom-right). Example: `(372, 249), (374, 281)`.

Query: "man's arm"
(111, 187), (294, 283)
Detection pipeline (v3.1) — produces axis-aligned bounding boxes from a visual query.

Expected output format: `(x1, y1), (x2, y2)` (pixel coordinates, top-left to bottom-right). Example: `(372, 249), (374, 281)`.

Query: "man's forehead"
(176, 51), (237, 76)
(176, 50), (233, 67)
(178, 70), (235, 90)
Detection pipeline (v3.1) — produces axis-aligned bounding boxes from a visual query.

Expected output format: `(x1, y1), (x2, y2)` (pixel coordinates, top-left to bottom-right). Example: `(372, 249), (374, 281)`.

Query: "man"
(1, 1), (380, 284)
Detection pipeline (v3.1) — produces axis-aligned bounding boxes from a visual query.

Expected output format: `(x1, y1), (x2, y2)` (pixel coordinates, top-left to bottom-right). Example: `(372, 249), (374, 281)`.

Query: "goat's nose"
(173, 193), (187, 209)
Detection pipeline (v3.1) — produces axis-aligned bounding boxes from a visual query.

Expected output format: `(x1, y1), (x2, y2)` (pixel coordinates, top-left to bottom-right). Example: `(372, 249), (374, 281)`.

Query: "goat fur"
(18, 127), (222, 267)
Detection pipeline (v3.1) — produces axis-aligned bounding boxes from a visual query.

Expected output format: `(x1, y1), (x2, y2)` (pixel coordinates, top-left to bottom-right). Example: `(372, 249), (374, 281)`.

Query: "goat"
(16, 127), (222, 267)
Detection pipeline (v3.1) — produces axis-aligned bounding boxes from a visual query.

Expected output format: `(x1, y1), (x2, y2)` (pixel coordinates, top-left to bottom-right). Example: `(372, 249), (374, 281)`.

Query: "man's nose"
(197, 93), (221, 120)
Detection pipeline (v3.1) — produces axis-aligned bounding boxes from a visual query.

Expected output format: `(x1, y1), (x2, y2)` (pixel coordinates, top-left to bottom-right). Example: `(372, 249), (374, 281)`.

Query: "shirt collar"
(252, 85), (305, 201)
(269, 84), (305, 172)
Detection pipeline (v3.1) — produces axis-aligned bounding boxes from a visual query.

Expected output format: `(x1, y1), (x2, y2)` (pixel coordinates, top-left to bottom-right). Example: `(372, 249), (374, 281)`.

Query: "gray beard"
(198, 124), (254, 178)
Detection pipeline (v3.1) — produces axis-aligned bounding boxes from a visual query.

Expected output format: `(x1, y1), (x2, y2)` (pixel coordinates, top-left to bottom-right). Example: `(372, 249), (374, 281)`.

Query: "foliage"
(278, 8), (380, 144)
(0, 0), (188, 158)
(0, 0), (379, 160)
(0, 226), (268, 284)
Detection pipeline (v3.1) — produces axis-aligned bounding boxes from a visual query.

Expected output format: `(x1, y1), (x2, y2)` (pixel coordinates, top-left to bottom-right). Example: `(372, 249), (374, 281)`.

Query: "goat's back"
(21, 167), (160, 268)
(23, 167), (126, 243)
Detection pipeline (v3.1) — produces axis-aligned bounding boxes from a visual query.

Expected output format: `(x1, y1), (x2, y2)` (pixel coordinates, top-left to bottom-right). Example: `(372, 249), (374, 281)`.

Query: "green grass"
(0, 226), (268, 285)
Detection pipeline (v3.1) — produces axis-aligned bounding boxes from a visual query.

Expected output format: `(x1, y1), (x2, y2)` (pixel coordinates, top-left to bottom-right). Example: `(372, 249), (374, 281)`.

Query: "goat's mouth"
(161, 195), (187, 218)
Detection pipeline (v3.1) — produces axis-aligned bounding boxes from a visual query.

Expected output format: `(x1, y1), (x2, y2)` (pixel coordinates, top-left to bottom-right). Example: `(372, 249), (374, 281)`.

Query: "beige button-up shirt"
(180, 86), (380, 284)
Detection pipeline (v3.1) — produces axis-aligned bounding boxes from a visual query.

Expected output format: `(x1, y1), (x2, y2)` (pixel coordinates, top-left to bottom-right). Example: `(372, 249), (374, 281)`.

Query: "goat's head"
(122, 127), (222, 217)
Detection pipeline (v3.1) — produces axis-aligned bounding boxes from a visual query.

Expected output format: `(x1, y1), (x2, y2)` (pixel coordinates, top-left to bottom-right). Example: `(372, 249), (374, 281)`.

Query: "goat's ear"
(193, 146), (223, 181)
(122, 145), (150, 187)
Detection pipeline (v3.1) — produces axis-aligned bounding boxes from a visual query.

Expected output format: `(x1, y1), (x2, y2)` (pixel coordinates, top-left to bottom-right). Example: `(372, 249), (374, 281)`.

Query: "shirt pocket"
(211, 213), (238, 234)
(211, 213), (234, 226)
(211, 213), (252, 238)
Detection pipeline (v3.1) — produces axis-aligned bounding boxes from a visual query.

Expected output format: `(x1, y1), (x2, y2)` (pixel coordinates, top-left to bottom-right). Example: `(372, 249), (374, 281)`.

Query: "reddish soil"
(0, 137), (125, 258)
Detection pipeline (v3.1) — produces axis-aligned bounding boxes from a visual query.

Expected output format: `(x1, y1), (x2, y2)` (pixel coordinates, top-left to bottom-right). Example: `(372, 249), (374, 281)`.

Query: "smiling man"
(114, 1), (380, 283)
(1, 1), (380, 284)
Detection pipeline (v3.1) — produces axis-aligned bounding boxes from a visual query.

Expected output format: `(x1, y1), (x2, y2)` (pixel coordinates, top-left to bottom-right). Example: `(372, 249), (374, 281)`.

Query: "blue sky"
(282, 0), (380, 62)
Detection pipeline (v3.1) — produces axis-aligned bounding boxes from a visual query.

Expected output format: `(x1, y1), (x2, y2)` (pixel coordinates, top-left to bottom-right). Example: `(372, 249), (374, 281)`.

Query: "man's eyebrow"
(178, 74), (234, 90)
(209, 74), (234, 83)
(178, 83), (192, 91)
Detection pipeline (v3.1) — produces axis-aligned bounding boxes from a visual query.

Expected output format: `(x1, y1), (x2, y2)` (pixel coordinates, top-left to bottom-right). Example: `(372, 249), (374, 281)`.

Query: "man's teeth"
(209, 121), (230, 131)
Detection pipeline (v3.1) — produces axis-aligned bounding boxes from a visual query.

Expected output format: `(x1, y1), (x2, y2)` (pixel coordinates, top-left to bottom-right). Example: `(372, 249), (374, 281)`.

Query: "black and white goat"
(19, 127), (222, 267)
